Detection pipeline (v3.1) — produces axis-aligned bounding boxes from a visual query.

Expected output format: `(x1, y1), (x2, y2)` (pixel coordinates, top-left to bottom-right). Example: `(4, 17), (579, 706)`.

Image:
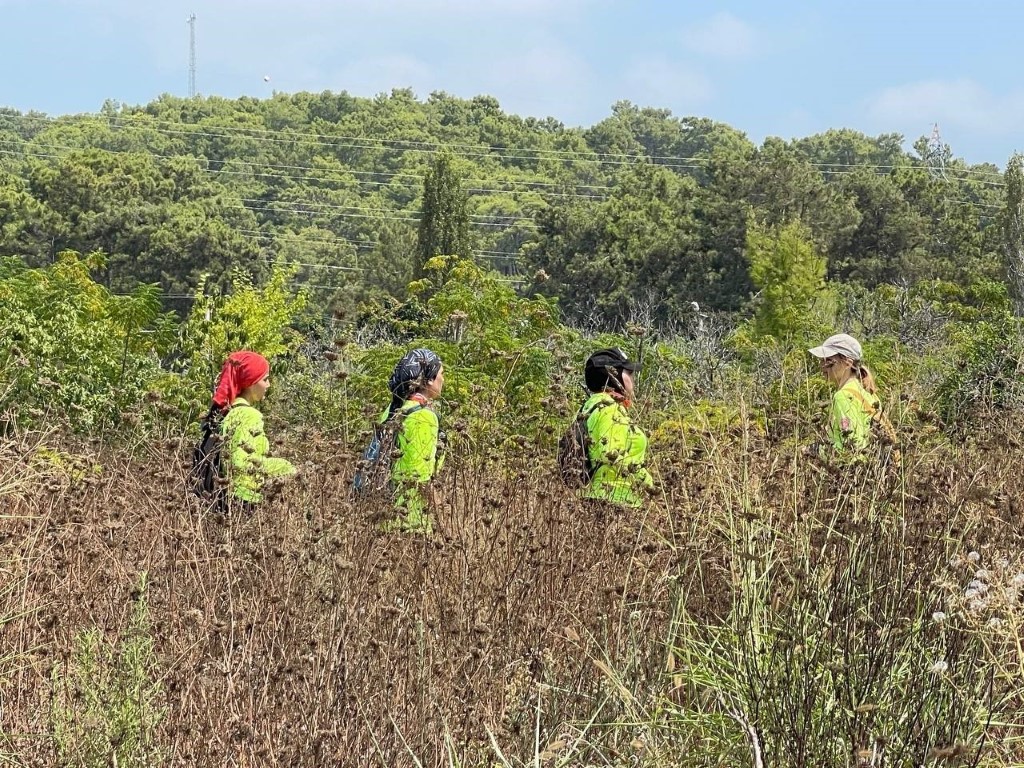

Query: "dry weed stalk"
(0, 414), (1021, 767)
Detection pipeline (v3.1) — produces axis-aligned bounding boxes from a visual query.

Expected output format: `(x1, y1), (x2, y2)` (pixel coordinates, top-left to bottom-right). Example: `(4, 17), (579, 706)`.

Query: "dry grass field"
(1, 415), (1022, 767)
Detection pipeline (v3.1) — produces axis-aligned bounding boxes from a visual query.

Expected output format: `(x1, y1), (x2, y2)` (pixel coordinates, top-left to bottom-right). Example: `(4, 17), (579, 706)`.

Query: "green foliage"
(51, 573), (164, 768)
(911, 277), (1013, 322)
(1001, 152), (1024, 306)
(831, 169), (927, 286)
(792, 128), (906, 172)
(0, 93), (1016, 450)
(425, 257), (561, 434)
(177, 265), (307, 414)
(747, 218), (828, 341)
(934, 291), (1023, 424)
(530, 163), (706, 323)
(332, 257), (564, 452)
(356, 221), (418, 301)
(416, 150), (472, 276)
(670, 507), (992, 767)
(0, 252), (173, 431)
(748, 137), (860, 253)
(0, 94), (1008, 326)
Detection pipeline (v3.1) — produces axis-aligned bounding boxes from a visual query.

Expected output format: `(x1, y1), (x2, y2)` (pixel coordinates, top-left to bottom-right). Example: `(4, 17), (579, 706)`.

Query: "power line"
(0, 118), (1009, 248)
(106, 112), (1007, 182)
(235, 196), (524, 224)
(0, 143), (607, 253)
(0, 135), (1005, 236)
(230, 199), (517, 229)
(234, 228), (374, 251)
(233, 228), (529, 269)
(0, 144), (1003, 262)
(0, 145), (536, 261)
(0, 142), (1005, 235)
(0, 138), (613, 203)
(2, 110), (1007, 184)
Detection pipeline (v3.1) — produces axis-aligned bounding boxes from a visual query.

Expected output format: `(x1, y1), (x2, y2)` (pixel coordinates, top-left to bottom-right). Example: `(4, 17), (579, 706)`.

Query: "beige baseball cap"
(809, 333), (862, 361)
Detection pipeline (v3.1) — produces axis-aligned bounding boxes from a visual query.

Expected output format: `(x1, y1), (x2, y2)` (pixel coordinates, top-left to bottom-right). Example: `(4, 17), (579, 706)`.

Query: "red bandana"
(212, 351), (270, 409)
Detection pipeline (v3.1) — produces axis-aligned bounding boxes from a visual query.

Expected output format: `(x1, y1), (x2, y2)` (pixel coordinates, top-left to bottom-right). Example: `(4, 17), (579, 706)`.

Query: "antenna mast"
(187, 13), (197, 98)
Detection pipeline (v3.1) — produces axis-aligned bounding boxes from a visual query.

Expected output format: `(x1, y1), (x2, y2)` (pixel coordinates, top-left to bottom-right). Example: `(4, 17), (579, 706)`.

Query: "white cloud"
(620, 57), (713, 112)
(681, 12), (756, 59)
(867, 78), (1024, 135)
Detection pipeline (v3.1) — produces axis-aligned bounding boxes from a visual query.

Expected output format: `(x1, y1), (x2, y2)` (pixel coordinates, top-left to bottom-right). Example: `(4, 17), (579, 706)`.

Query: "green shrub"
(929, 280), (1024, 425)
(0, 252), (174, 432)
(51, 573), (164, 768)
(747, 218), (829, 343)
(176, 264), (307, 417)
(302, 257), (568, 454)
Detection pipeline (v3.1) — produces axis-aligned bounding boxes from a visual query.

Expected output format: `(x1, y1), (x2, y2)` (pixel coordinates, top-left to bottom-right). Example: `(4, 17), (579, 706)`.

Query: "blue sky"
(3, 0), (1021, 167)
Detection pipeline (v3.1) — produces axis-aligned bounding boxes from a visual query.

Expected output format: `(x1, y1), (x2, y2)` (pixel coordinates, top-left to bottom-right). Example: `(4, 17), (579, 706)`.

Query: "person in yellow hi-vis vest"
(212, 351), (296, 509)
(807, 333), (896, 458)
(579, 348), (654, 507)
(380, 348), (446, 534)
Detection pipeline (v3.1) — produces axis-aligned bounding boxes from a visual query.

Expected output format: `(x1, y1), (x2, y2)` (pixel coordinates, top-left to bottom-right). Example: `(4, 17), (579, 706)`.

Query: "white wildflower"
(931, 611), (947, 624)
(964, 587), (979, 599)
(968, 598), (987, 614)
(930, 660), (949, 674)
(966, 551), (981, 563)
(1012, 573), (1024, 588)
(974, 569), (991, 582)
(987, 617), (1004, 629)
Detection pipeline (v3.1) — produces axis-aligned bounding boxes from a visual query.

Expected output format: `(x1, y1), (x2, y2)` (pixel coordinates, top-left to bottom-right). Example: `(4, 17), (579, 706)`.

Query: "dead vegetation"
(1, 418), (1022, 767)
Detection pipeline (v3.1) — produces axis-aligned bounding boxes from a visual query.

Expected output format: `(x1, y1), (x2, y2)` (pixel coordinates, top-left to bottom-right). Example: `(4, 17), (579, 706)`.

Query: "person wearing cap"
(213, 350), (296, 507)
(378, 348), (446, 533)
(577, 348), (654, 508)
(808, 333), (880, 454)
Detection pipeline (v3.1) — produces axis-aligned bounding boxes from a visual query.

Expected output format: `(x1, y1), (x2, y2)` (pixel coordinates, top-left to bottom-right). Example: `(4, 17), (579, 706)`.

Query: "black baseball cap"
(585, 347), (642, 372)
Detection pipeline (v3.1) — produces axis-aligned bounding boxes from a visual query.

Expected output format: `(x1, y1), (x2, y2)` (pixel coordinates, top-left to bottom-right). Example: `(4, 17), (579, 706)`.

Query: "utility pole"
(187, 13), (197, 98)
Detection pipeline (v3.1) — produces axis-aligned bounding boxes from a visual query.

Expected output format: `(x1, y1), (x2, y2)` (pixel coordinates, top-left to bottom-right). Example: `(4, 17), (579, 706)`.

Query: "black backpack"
(353, 404), (424, 496)
(557, 400), (612, 488)
(190, 406), (226, 505)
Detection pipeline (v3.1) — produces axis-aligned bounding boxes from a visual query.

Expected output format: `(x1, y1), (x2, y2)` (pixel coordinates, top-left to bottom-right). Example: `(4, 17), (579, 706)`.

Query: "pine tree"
(416, 151), (471, 277)
(747, 218), (827, 340)
(1001, 153), (1024, 311)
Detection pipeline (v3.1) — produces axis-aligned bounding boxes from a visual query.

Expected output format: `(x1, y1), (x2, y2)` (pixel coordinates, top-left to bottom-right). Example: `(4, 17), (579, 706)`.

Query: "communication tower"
(925, 123), (948, 181)
(187, 13), (197, 98)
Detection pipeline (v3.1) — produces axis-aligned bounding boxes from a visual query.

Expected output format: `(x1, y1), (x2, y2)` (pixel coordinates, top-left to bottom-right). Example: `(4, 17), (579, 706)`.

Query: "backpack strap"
(579, 397), (617, 474)
(844, 385), (898, 445)
(580, 397), (615, 420)
(200, 404), (224, 440)
(843, 385), (876, 416)
(383, 403), (425, 428)
(378, 403), (426, 443)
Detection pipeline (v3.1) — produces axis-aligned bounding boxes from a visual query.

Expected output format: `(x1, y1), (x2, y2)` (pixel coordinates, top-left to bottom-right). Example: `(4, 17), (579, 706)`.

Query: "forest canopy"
(0, 91), (1010, 328)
